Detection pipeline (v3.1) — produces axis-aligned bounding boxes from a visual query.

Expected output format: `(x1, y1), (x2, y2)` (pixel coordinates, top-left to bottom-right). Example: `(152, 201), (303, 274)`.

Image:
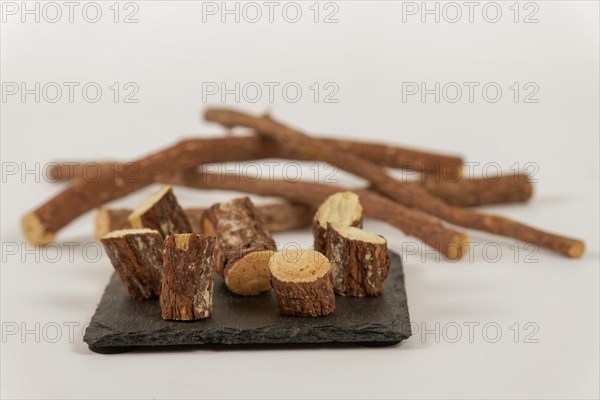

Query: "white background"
(1, 1), (599, 399)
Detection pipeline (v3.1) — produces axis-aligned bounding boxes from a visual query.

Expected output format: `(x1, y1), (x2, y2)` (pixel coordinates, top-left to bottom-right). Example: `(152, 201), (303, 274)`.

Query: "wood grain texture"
(100, 229), (163, 301)
(160, 234), (217, 320)
(326, 225), (390, 297)
(128, 186), (192, 238)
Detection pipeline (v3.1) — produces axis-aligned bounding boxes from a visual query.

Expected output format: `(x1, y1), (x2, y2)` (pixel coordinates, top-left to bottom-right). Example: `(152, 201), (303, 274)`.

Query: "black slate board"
(84, 251), (411, 354)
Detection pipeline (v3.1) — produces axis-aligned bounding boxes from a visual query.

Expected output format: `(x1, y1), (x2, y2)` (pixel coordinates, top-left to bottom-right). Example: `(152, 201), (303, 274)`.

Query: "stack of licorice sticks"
(21, 107), (584, 260)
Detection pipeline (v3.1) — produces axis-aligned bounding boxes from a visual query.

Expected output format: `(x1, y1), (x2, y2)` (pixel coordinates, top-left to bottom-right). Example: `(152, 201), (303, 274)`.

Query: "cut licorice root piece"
(326, 225), (390, 297)
(128, 185), (192, 238)
(100, 228), (163, 301)
(201, 197), (277, 296)
(269, 249), (335, 317)
(224, 250), (275, 296)
(312, 191), (363, 254)
(83, 249), (410, 353)
(160, 233), (217, 320)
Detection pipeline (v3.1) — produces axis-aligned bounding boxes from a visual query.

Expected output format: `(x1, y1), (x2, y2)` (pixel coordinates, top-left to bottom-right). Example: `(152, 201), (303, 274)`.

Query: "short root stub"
(100, 228), (164, 301)
(160, 233), (217, 321)
(312, 191), (363, 254)
(326, 225), (390, 297)
(269, 249), (336, 317)
(201, 197), (277, 295)
(128, 185), (192, 238)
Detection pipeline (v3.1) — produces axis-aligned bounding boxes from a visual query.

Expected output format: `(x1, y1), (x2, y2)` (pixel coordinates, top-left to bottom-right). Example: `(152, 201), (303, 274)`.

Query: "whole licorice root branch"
(204, 107), (584, 258)
(22, 138), (263, 245)
(47, 161), (533, 207)
(46, 136), (462, 181)
(171, 171), (468, 260)
(22, 136), (460, 245)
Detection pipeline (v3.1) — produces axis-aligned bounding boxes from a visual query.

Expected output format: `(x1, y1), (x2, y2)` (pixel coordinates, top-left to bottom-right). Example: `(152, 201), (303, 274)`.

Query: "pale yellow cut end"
(225, 250), (274, 296)
(568, 241), (585, 258)
(173, 233), (193, 251)
(315, 191), (362, 229)
(445, 233), (469, 261)
(102, 228), (159, 239)
(21, 213), (55, 245)
(95, 208), (110, 239)
(128, 185), (172, 228)
(269, 249), (330, 283)
(338, 226), (386, 244)
(179, 307), (190, 320)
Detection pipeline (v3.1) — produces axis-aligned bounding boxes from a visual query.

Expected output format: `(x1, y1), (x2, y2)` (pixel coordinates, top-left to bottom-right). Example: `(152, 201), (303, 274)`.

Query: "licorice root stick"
(172, 171), (468, 260)
(204, 107), (584, 258)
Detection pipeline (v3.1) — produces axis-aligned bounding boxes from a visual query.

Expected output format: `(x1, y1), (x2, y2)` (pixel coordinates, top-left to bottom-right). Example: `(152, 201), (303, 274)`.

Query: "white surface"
(1, 1), (599, 399)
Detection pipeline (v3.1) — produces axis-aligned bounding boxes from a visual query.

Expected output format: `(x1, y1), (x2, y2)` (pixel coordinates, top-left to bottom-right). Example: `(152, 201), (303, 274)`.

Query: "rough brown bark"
(47, 161), (115, 182)
(160, 233), (217, 320)
(175, 171), (468, 260)
(398, 174), (533, 207)
(256, 202), (315, 232)
(205, 108), (584, 258)
(269, 249), (335, 317)
(128, 186), (192, 238)
(48, 161), (532, 208)
(422, 174), (532, 206)
(95, 202), (314, 239)
(100, 229), (163, 301)
(312, 191), (363, 254)
(201, 197), (277, 295)
(46, 138), (462, 181)
(25, 135), (457, 245)
(22, 137), (274, 245)
(326, 225), (390, 297)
